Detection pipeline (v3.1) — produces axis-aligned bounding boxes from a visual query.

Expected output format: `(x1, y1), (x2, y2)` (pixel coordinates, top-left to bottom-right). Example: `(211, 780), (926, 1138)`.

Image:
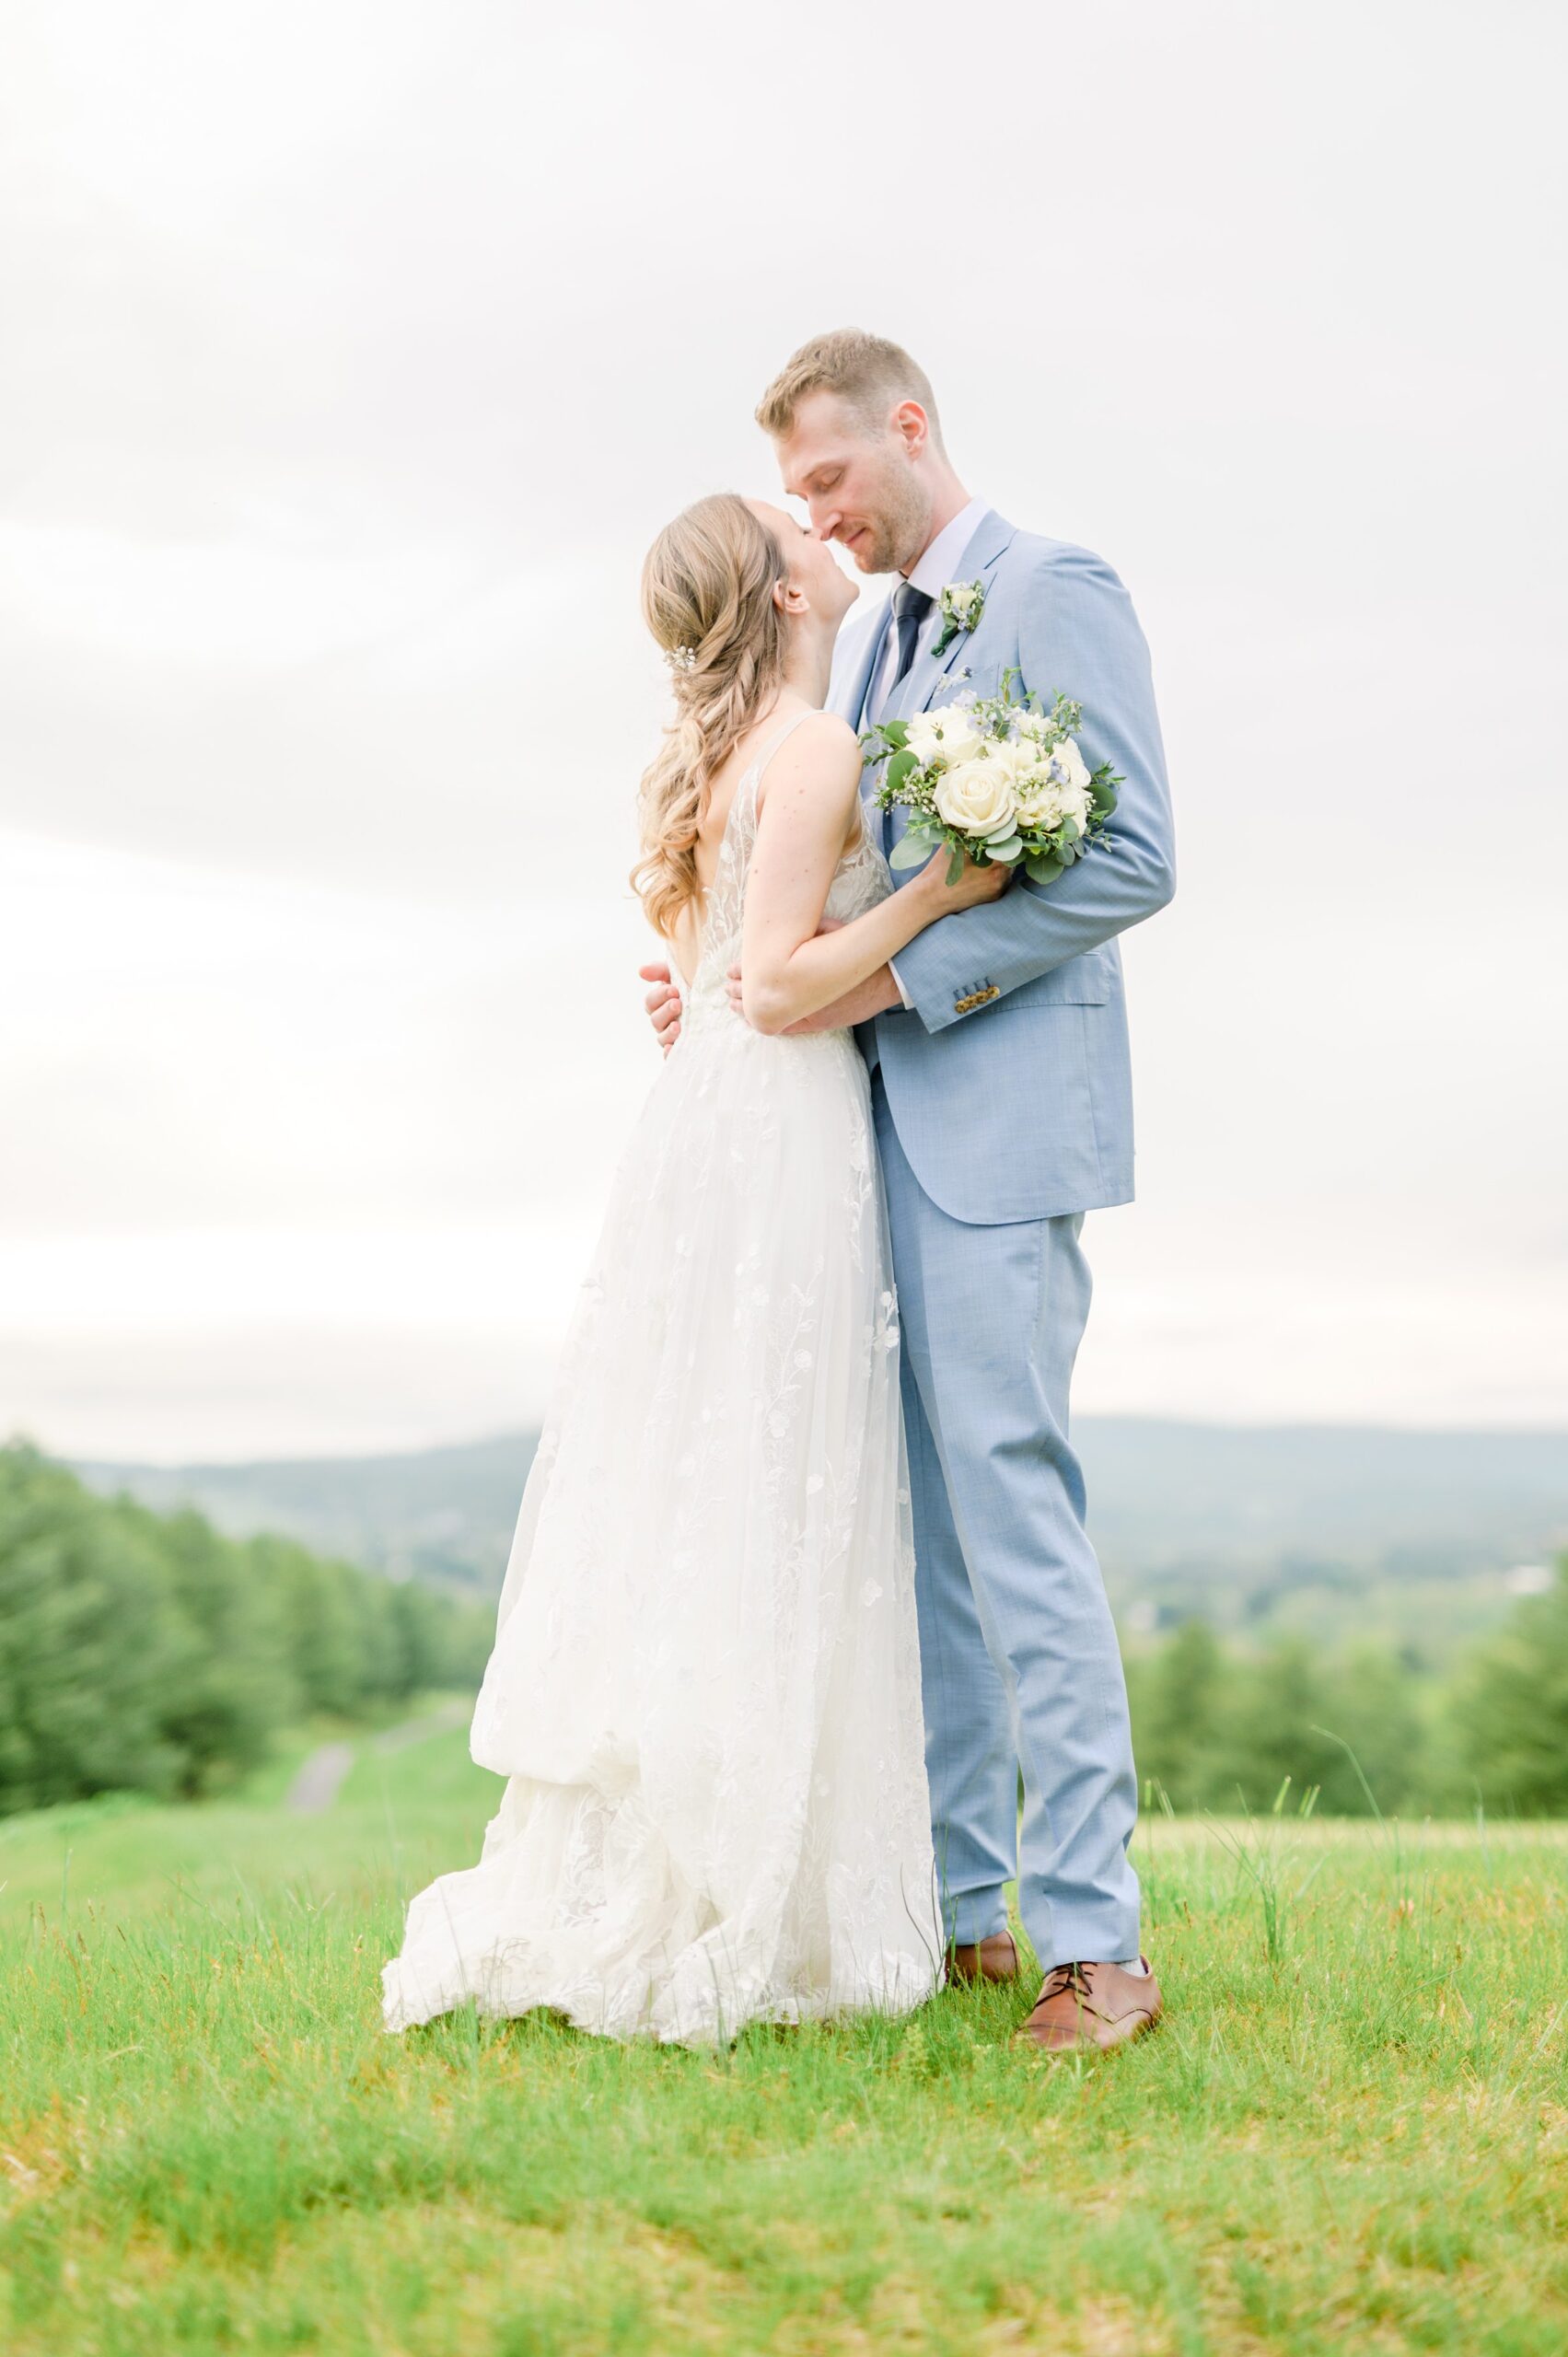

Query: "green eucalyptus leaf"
(879, 720), (911, 749)
(946, 849), (968, 888)
(986, 837), (1024, 862)
(889, 834), (935, 870)
(885, 748), (918, 795)
(1025, 854), (1065, 886)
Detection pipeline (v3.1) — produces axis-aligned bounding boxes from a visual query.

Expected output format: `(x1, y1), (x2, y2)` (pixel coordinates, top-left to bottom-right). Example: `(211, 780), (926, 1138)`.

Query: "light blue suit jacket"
(830, 508), (1175, 1225)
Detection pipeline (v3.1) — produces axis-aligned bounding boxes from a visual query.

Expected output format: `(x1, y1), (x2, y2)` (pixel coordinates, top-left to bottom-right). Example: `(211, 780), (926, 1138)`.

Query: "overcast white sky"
(3, 0), (1565, 1461)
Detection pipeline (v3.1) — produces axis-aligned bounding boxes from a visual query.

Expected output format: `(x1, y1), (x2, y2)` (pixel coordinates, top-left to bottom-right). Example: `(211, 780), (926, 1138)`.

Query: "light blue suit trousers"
(830, 509), (1173, 1968)
(873, 1075), (1140, 1966)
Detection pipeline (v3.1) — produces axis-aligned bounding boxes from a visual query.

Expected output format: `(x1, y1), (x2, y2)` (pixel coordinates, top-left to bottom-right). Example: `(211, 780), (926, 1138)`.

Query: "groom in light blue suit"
(650, 332), (1175, 2049)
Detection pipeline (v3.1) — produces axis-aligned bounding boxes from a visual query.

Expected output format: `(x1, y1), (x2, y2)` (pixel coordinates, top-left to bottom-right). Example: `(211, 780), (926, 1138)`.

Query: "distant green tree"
(1452, 1558), (1568, 1814)
(1309, 1646), (1430, 1816)
(346, 1571), (402, 1705)
(0, 1442), (503, 1817)
(1127, 1619), (1232, 1809)
(441, 1593), (499, 1689)
(1152, 1635), (1428, 1817)
(121, 1501), (296, 1794)
(1197, 1640), (1434, 1819)
(250, 1534), (366, 1714)
(0, 1446), (192, 1810)
(383, 1579), (492, 1699)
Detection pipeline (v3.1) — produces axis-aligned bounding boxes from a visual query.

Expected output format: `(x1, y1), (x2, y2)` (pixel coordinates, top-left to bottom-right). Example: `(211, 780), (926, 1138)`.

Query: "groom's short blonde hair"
(756, 330), (944, 447)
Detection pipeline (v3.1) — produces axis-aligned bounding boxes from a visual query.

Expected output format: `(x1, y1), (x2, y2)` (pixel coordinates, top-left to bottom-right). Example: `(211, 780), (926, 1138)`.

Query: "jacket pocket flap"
(996, 955), (1112, 1009)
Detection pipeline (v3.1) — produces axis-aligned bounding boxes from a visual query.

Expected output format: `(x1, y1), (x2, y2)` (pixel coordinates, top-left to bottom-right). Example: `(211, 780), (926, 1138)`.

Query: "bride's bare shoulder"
(762, 708), (861, 786)
(796, 709), (860, 757)
(753, 713), (863, 844)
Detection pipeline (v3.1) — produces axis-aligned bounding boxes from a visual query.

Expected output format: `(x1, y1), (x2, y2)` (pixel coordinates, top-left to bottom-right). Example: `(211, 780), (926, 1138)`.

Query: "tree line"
(3, 1437), (1564, 1819)
(1124, 1573), (1568, 1817)
(0, 1442), (496, 1816)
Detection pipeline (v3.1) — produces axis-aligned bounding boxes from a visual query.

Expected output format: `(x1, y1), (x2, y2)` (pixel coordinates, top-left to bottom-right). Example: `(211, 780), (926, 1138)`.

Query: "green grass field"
(3, 1701), (1564, 2355)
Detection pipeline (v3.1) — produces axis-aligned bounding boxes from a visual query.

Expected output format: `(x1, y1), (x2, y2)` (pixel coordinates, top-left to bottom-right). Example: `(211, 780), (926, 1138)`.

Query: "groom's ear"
(893, 400), (930, 457)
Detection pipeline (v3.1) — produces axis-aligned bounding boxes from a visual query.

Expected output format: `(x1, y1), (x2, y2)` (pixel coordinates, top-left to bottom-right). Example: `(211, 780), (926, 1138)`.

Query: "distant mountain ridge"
(72, 1431), (538, 1596)
(69, 1419), (1568, 1662)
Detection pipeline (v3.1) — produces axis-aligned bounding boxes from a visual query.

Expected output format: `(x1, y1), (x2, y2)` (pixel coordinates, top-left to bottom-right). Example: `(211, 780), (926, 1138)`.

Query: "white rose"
(983, 736), (1036, 790)
(944, 581), (981, 621)
(923, 703), (985, 764)
(902, 709), (946, 765)
(1014, 769), (1066, 831)
(934, 755), (1019, 842)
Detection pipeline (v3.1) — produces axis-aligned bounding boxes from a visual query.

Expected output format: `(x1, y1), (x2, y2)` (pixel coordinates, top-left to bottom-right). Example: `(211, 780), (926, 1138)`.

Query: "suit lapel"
(887, 508), (1017, 726)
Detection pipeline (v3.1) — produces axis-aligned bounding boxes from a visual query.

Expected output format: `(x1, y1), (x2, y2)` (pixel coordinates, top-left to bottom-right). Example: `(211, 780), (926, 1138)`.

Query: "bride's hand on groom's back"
(641, 963), (682, 1056)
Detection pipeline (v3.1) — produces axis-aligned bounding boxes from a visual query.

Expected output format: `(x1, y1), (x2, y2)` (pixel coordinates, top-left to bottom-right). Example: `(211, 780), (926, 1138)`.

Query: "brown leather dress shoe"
(1016, 1957), (1163, 2053)
(947, 1931), (1020, 1985)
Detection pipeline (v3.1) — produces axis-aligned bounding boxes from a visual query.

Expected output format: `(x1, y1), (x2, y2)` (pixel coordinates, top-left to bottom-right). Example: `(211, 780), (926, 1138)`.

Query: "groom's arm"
(889, 542), (1176, 1032)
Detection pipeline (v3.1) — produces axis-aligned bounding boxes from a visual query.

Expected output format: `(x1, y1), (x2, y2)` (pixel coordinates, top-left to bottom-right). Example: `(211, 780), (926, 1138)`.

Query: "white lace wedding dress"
(382, 713), (941, 2044)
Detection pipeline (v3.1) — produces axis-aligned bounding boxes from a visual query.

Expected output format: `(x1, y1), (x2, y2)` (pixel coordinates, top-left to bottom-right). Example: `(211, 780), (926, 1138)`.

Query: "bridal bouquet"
(862, 670), (1121, 888)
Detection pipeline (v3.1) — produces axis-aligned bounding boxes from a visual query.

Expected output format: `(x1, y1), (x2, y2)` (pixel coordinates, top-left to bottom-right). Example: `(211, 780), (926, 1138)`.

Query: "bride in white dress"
(381, 493), (1005, 2044)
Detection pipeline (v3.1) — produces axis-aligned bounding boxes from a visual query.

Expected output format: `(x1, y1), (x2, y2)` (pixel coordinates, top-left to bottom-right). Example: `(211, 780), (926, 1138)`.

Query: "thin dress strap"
(748, 706), (819, 795)
(751, 705), (872, 857)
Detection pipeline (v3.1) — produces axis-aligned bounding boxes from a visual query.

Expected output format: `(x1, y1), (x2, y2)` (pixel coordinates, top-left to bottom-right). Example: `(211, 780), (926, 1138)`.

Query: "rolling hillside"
(66, 1420), (1568, 1661)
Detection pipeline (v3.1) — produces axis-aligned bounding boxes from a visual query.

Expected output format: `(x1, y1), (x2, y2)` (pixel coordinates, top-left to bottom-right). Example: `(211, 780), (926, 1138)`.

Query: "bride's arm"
(739, 714), (1006, 1037)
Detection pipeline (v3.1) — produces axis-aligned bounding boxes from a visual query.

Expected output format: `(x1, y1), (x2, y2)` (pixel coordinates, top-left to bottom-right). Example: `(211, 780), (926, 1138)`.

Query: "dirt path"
(285, 1741), (355, 1814)
(372, 1694), (470, 1754)
(285, 1696), (471, 1814)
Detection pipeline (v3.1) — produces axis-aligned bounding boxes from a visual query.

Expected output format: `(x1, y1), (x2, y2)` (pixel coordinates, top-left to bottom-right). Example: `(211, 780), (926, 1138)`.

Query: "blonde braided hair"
(633, 493), (786, 939)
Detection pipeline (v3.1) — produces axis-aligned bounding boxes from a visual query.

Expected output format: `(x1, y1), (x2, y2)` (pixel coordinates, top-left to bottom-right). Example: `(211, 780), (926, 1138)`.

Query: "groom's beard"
(849, 468), (931, 577)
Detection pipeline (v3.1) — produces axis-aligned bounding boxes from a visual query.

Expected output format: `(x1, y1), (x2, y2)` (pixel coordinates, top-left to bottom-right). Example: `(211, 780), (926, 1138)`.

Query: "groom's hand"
(641, 963), (682, 1055)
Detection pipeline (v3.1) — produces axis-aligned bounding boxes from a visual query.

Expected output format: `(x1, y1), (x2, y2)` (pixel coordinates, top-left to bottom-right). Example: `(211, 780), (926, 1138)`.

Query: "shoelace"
(1040, 1960), (1098, 2008)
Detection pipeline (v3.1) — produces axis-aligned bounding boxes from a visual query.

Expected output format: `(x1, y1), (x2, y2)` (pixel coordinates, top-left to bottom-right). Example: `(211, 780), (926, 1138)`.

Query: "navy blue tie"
(889, 581), (934, 695)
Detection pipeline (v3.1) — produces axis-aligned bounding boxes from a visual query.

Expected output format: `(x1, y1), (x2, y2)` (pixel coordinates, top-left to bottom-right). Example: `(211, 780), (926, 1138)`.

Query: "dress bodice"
(684, 720), (890, 1032)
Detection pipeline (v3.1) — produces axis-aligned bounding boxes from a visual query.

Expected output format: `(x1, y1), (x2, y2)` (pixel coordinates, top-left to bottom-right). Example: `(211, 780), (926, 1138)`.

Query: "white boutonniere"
(931, 578), (984, 658)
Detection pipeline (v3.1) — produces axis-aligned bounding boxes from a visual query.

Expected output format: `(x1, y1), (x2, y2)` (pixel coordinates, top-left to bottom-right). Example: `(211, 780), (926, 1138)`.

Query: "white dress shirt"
(868, 494), (989, 1008)
(865, 493), (990, 726)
